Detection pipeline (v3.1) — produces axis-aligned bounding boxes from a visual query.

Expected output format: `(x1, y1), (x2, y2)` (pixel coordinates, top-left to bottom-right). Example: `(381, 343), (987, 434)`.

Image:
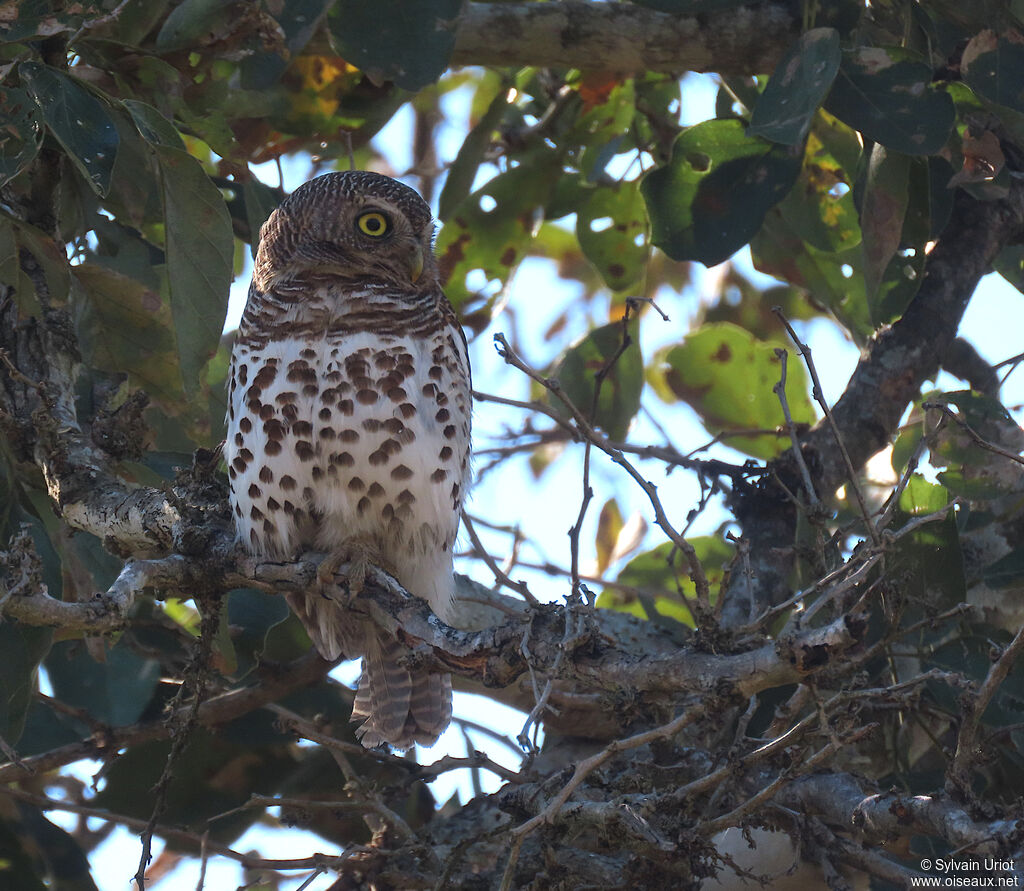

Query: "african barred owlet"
(225, 171), (471, 748)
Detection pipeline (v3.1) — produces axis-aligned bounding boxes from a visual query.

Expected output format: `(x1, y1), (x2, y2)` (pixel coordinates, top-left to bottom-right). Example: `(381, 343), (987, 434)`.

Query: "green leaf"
(0, 0), (77, 43)
(242, 178), (282, 257)
(0, 816), (49, 891)
(994, 243), (1024, 293)
(438, 83), (508, 222)
(0, 87), (42, 187)
(153, 144), (233, 394)
(45, 639), (160, 727)
(594, 499), (625, 576)
(227, 588), (291, 675)
(749, 28), (842, 145)
(20, 62), (119, 196)
(0, 216), (71, 316)
(936, 470), (1006, 501)
(437, 152), (561, 310)
(123, 99), (185, 149)
(239, 0), (334, 89)
(751, 208), (873, 343)
(156, 0), (236, 48)
(861, 144), (910, 305)
(600, 536), (734, 627)
(102, 108), (164, 231)
(554, 320), (643, 441)
(891, 504), (965, 608)
(984, 548), (1024, 590)
(650, 322), (815, 459)
(776, 128), (860, 253)
(91, 727), (296, 842)
(576, 181), (650, 291)
(72, 263), (184, 408)
(898, 474), (949, 515)
(0, 623), (51, 747)
(642, 118), (802, 266)
(327, 0), (462, 91)
(962, 30), (1024, 114)
(574, 79), (637, 179)
(824, 47), (955, 156)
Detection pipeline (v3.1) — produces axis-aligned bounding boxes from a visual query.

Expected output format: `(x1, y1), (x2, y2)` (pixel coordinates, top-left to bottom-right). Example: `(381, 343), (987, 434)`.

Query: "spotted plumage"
(226, 171), (471, 748)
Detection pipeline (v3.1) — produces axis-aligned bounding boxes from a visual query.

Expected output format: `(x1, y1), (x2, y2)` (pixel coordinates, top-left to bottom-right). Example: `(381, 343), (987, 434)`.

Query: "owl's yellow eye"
(356, 211), (389, 237)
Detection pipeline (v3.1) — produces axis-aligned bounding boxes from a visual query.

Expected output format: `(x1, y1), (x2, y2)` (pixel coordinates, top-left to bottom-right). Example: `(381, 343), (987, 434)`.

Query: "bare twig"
(773, 307), (881, 546)
(773, 347), (820, 509)
(923, 401), (1024, 467)
(948, 621), (1024, 797)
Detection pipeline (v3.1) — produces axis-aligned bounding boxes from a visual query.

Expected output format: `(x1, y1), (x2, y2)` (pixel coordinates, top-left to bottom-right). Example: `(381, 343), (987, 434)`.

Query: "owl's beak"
(406, 242), (425, 283)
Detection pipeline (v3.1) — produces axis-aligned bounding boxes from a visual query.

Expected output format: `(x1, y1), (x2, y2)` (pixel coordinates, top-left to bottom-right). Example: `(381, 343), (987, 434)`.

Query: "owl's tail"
(352, 634), (453, 749)
(285, 589), (452, 749)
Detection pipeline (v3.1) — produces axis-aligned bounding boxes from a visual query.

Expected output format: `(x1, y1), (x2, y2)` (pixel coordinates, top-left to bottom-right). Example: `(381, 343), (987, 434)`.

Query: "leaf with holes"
(650, 322), (815, 459)
(554, 320), (643, 441)
(327, 0), (461, 91)
(0, 87), (42, 187)
(437, 151), (561, 311)
(749, 28), (842, 145)
(776, 126), (860, 253)
(824, 47), (955, 156)
(576, 181), (650, 291)
(642, 118), (802, 266)
(751, 208), (873, 343)
(20, 62), (119, 196)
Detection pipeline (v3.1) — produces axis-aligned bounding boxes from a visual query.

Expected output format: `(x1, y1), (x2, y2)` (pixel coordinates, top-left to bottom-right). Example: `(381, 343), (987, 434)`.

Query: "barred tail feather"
(287, 590), (453, 749)
(285, 589), (351, 662)
(408, 671), (452, 745)
(353, 636), (453, 749)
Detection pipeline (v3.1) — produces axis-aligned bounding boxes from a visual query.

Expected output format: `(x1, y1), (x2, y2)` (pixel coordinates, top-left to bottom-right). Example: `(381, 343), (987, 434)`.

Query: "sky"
(56, 72), (1024, 891)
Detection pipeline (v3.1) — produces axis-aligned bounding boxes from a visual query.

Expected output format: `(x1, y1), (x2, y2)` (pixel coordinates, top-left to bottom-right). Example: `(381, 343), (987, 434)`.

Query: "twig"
(0, 785), (353, 872)
(772, 307), (881, 546)
(700, 722), (878, 836)
(511, 703), (703, 839)
(135, 596), (221, 889)
(493, 332), (712, 605)
(923, 401), (1024, 467)
(773, 347), (820, 508)
(948, 621), (1024, 797)
(461, 511), (539, 605)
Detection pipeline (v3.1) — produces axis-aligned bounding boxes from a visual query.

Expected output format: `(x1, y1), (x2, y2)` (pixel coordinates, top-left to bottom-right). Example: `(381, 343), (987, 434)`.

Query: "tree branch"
(451, 1), (798, 75)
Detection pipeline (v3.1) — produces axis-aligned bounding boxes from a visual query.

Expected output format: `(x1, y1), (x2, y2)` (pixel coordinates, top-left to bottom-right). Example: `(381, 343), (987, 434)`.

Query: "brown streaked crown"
(253, 171), (437, 292)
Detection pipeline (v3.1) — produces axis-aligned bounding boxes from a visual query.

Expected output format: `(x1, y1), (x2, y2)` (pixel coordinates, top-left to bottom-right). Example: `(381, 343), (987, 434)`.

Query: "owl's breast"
(227, 313), (470, 558)
(312, 325), (471, 559)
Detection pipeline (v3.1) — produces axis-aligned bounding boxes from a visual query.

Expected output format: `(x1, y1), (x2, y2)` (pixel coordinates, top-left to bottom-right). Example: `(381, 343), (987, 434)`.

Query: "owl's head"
(253, 171), (437, 292)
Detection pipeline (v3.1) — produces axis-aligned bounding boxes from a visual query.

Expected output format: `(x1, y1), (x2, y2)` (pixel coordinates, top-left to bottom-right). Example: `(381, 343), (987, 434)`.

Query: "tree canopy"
(2, 1), (1024, 889)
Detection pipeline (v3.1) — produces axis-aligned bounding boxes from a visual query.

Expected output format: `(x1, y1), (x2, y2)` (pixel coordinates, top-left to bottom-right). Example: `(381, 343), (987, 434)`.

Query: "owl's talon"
(317, 540), (383, 601)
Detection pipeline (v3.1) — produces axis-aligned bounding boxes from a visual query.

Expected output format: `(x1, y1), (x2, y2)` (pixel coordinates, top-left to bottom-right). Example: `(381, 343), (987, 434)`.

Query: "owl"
(225, 171), (472, 749)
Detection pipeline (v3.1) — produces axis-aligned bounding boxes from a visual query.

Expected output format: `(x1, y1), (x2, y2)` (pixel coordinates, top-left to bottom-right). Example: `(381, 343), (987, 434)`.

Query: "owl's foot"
(317, 538), (384, 601)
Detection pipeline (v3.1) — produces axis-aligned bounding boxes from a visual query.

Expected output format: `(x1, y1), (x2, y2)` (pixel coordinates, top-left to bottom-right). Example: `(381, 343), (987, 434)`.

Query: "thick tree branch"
(803, 181), (1024, 496)
(451, 1), (799, 75)
(722, 180), (1024, 626)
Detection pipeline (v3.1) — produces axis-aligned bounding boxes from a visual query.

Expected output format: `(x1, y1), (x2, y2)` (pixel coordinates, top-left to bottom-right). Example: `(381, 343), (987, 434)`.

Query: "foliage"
(0, 0), (1024, 888)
